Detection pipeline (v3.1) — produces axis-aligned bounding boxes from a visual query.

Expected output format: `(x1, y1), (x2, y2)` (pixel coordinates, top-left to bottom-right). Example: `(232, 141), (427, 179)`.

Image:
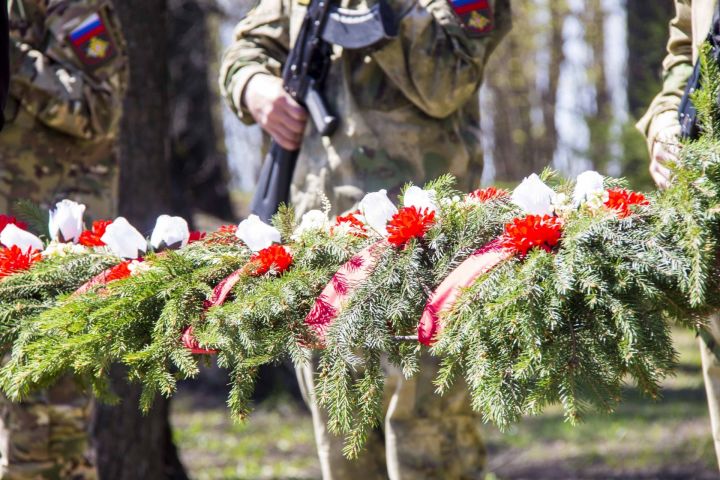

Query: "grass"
(171, 328), (718, 479)
(172, 394), (319, 480)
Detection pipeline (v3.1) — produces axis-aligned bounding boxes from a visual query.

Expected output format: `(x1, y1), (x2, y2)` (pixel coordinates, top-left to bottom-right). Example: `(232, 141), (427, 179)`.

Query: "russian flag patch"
(67, 10), (118, 69)
(449, 0), (494, 36)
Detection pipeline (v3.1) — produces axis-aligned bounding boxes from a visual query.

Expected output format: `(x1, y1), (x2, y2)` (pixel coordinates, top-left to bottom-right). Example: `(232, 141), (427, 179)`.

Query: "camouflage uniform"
(221, 0), (511, 477)
(0, 1), (127, 478)
(637, 0), (720, 470)
(0, 0), (128, 218)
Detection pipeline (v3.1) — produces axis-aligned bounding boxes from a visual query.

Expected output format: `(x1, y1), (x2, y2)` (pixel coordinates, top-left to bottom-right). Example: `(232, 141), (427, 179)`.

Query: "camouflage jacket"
(1, 0), (128, 168)
(637, 0), (715, 150)
(221, 0), (511, 215)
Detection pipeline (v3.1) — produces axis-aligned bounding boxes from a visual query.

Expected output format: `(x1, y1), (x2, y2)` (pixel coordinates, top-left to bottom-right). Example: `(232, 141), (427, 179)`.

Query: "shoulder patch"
(449, 0), (494, 36)
(66, 10), (118, 70)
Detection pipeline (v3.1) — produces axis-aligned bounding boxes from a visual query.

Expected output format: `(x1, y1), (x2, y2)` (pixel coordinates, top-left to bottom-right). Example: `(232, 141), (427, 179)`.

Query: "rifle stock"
(250, 143), (299, 222)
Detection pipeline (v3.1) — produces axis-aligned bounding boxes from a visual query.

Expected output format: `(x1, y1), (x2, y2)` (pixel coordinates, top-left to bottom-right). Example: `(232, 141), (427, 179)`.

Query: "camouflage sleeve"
(219, 0), (290, 125)
(9, 0), (128, 141)
(636, 0), (693, 149)
(371, 0), (511, 119)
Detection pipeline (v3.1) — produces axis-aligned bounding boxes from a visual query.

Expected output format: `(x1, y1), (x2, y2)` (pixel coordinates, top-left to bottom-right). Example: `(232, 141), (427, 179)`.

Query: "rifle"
(679, 3), (720, 140)
(250, 0), (397, 222)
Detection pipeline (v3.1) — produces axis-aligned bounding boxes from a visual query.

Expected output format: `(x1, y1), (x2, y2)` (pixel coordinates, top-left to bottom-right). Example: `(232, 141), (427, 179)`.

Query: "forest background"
(95, 1), (718, 479)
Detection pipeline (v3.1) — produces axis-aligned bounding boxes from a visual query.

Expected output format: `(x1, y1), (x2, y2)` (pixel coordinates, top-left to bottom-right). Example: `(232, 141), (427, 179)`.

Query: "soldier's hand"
(245, 74), (308, 150)
(650, 124), (681, 190)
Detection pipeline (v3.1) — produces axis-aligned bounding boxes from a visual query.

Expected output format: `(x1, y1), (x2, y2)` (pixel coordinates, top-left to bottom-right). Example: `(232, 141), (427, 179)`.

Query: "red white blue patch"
(449, 0), (494, 36)
(67, 11), (118, 69)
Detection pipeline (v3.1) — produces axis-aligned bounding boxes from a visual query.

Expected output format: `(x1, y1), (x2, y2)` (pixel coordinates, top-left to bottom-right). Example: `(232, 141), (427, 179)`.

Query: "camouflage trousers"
(0, 156), (117, 220)
(0, 375), (96, 480)
(296, 351), (487, 480)
(0, 114), (118, 219)
(700, 314), (720, 470)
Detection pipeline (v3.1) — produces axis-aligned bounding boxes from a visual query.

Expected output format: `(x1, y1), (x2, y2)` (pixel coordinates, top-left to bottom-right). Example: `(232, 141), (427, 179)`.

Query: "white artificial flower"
(586, 190), (611, 212)
(150, 215), (190, 251)
(42, 241), (88, 258)
(235, 215), (281, 252)
(128, 260), (153, 276)
(0, 224), (43, 252)
(359, 189), (398, 235)
(403, 186), (438, 213)
(292, 210), (329, 240)
(48, 199), (86, 243)
(511, 174), (557, 216)
(551, 193), (573, 217)
(573, 171), (606, 207)
(331, 221), (351, 236)
(101, 217), (148, 259)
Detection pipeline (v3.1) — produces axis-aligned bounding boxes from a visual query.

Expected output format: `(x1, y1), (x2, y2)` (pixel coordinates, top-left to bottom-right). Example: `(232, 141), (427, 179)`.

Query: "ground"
(171, 328), (719, 480)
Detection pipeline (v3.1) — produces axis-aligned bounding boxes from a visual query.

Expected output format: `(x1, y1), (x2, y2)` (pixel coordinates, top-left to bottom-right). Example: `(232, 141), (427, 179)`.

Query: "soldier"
(0, 0), (128, 478)
(637, 0), (720, 470)
(220, 0), (511, 477)
(1, 0), (127, 217)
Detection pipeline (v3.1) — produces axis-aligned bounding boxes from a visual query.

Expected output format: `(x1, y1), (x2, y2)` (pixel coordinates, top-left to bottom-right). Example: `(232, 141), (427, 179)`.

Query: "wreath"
(2, 44), (720, 458)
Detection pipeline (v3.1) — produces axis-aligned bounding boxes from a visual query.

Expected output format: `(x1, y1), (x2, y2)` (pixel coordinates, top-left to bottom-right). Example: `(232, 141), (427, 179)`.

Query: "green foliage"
(1, 234), (250, 403)
(316, 178), (517, 456)
(12, 199), (50, 238)
(0, 251), (117, 347)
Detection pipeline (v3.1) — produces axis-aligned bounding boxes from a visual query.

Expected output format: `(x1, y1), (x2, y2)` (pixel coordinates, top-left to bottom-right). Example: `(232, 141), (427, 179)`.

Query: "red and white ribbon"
(304, 242), (385, 345)
(418, 240), (512, 346)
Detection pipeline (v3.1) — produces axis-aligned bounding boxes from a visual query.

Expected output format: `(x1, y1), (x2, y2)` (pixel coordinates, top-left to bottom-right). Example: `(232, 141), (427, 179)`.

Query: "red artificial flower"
(0, 246), (41, 279)
(333, 210), (367, 237)
(604, 188), (649, 218)
(501, 214), (564, 257)
(386, 206), (436, 247)
(250, 244), (293, 276)
(217, 225), (238, 234)
(468, 187), (510, 203)
(104, 260), (134, 282)
(189, 231), (207, 243)
(79, 220), (113, 247)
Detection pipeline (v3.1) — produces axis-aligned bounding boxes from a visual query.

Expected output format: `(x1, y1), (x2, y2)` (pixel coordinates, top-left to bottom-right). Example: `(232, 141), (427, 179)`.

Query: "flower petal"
(404, 186), (438, 213)
(511, 174), (557, 216)
(48, 200), (86, 244)
(236, 215), (281, 252)
(0, 224), (43, 252)
(293, 210), (328, 239)
(359, 189), (398, 236)
(573, 171), (605, 206)
(101, 217), (148, 259)
(150, 215), (190, 250)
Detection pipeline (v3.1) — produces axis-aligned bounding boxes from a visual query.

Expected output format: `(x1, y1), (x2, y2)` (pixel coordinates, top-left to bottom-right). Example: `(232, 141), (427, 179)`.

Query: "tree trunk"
(626, 0), (675, 118)
(91, 367), (187, 480)
(487, 1), (567, 182)
(585, 0), (612, 171)
(169, 0), (234, 224)
(618, 0), (675, 188)
(92, 1), (188, 478)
